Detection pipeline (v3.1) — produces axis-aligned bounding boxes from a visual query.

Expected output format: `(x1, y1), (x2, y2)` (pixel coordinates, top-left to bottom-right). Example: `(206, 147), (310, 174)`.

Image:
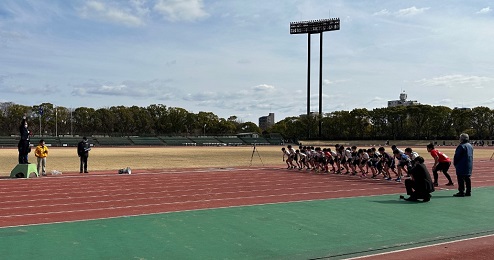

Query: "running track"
(1, 160), (494, 259)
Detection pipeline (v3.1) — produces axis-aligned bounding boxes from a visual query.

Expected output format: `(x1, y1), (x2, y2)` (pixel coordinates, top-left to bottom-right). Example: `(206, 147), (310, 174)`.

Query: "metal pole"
(318, 32), (323, 138)
(55, 106), (58, 137)
(307, 34), (311, 116)
(307, 34), (311, 139)
(39, 114), (42, 137)
(70, 109), (73, 136)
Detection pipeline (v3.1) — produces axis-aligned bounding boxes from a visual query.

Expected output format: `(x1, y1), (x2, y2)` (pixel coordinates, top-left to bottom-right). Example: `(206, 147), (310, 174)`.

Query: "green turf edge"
(1, 187), (493, 260)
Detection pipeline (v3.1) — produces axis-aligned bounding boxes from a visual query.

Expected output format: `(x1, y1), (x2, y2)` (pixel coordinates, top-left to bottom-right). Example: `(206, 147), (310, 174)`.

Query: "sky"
(1, 0), (493, 124)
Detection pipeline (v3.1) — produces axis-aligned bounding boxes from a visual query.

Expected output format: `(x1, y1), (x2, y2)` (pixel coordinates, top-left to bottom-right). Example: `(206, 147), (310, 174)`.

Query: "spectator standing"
(453, 133), (474, 197)
(77, 137), (91, 173)
(34, 139), (49, 176)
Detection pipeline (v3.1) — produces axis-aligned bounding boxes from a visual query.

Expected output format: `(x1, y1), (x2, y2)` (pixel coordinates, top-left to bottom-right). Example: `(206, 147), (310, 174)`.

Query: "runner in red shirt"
(426, 143), (454, 187)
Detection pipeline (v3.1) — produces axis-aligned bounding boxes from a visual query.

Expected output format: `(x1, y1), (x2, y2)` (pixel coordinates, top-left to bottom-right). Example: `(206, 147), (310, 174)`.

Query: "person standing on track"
(77, 136), (91, 173)
(426, 143), (454, 187)
(453, 133), (474, 197)
(34, 139), (49, 176)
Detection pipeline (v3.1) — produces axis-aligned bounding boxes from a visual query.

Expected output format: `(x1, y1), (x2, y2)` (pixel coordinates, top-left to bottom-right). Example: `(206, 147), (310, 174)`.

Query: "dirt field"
(1, 145), (491, 177)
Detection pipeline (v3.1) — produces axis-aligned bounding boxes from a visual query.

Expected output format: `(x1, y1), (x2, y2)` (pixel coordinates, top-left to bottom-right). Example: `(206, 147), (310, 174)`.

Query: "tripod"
(249, 144), (264, 167)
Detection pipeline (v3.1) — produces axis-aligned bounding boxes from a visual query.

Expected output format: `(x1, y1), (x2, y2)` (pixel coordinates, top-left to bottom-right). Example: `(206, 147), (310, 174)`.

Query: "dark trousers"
(457, 175), (471, 194)
(18, 140), (30, 164)
(18, 153), (29, 164)
(433, 162), (453, 183)
(80, 156), (88, 173)
(405, 179), (429, 199)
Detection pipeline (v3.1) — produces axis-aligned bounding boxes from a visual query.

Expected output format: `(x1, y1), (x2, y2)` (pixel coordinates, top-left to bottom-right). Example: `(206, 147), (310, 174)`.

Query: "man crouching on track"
(400, 156), (435, 202)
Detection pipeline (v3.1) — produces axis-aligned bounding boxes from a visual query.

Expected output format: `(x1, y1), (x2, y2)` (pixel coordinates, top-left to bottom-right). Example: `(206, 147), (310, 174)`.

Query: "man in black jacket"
(401, 156), (435, 202)
(77, 137), (91, 173)
(18, 117), (31, 164)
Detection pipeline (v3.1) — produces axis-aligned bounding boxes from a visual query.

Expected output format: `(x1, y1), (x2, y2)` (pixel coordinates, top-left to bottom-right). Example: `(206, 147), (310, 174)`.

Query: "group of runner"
(281, 143), (454, 186)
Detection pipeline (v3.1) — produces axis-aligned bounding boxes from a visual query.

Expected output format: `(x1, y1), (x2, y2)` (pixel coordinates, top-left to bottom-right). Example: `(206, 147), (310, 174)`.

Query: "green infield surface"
(1, 188), (493, 260)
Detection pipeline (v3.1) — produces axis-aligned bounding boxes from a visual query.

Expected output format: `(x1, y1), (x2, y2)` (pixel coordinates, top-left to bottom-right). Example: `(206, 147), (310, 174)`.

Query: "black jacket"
(410, 163), (435, 194)
(19, 119), (29, 141)
(77, 141), (90, 157)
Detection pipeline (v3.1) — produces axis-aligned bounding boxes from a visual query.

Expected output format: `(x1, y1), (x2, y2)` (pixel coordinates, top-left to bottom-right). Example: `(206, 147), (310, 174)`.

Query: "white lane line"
(344, 233), (494, 260)
(0, 187), (389, 217)
(0, 192), (400, 229)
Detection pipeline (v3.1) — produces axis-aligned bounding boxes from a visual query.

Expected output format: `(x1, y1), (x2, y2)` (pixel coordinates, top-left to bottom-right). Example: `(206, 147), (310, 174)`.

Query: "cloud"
(180, 83), (294, 113)
(0, 73), (60, 95)
(370, 97), (384, 102)
(477, 7), (491, 14)
(71, 80), (178, 100)
(154, 0), (208, 22)
(373, 6), (430, 17)
(79, 0), (145, 27)
(373, 9), (390, 16)
(183, 84), (276, 103)
(438, 99), (452, 105)
(252, 84), (275, 92)
(183, 91), (222, 102)
(483, 98), (494, 105)
(323, 79), (349, 85)
(416, 75), (494, 88)
(0, 83), (60, 95)
(237, 59), (251, 64)
(396, 6), (430, 17)
(130, 0), (151, 17)
(78, 0), (208, 25)
(165, 60), (177, 66)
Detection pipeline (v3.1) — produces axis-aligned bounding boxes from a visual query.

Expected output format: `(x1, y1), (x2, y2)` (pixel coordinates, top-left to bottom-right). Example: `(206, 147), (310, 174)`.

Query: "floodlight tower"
(290, 18), (340, 138)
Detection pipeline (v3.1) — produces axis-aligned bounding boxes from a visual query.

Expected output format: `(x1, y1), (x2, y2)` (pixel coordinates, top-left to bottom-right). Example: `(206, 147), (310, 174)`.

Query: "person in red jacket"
(426, 143), (454, 187)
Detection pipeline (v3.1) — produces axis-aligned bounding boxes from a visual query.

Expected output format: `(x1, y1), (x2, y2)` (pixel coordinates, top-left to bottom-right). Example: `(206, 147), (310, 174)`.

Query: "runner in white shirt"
(287, 145), (297, 169)
(281, 147), (292, 169)
(298, 149), (308, 170)
(358, 149), (370, 177)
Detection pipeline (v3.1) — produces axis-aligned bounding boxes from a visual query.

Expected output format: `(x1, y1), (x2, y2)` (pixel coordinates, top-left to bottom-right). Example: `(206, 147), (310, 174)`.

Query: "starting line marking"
(343, 233), (494, 260)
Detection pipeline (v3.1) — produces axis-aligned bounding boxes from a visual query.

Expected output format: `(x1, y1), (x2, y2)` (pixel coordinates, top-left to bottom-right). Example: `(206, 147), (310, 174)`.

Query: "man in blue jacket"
(453, 133), (474, 197)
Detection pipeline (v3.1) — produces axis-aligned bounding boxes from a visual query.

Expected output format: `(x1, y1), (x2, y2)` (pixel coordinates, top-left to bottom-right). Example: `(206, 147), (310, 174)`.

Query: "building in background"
(258, 113), (275, 131)
(387, 91), (420, 107)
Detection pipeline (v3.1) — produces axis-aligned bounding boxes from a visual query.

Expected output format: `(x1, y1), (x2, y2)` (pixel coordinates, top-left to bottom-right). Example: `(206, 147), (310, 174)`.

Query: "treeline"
(0, 102), (261, 137)
(1, 102), (492, 141)
(271, 105), (493, 141)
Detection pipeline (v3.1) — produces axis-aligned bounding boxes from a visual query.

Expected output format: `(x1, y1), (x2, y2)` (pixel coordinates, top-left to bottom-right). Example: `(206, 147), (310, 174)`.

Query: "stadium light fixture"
(290, 18), (340, 138)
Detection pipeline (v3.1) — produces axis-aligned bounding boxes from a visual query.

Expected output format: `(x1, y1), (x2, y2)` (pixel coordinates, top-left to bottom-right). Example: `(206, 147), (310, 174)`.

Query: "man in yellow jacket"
(34, 139), (49, 176)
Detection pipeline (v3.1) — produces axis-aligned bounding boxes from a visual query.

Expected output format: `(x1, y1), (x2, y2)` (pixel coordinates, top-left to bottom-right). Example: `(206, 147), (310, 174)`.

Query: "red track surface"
(1, 159), (494, 258)
(0, 167), (408, 227)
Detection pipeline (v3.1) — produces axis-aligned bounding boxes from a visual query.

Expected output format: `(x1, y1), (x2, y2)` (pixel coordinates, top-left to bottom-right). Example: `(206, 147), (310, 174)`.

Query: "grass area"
(1, 145), (492, 176)
(0, 146), (282, 176)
